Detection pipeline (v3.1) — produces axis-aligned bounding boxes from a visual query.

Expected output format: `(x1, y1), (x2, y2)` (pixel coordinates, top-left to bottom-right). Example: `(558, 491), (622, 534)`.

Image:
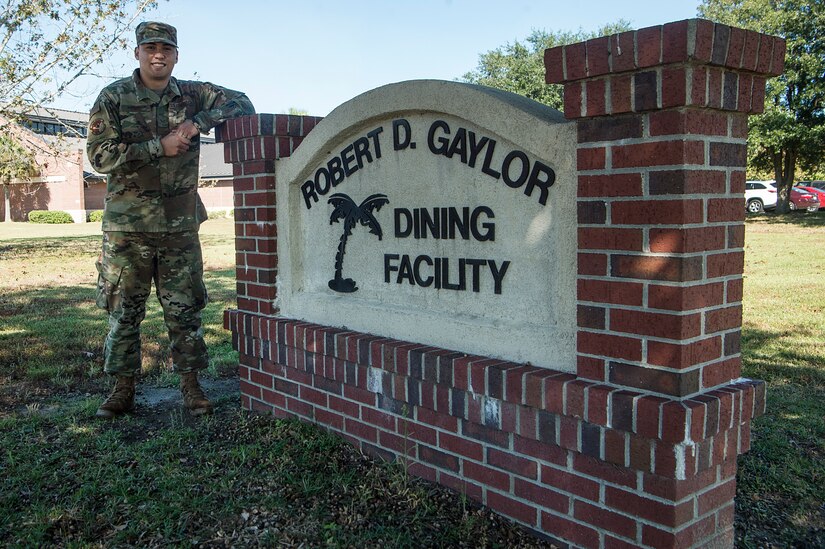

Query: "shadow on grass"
(746, 210), (825, 228)
(0, 402), (551, 548)
(0, 235), (101, 258)
(737, 326), (825, 548)
(0, 268), (239, 410)
(742, 327), (825, 385)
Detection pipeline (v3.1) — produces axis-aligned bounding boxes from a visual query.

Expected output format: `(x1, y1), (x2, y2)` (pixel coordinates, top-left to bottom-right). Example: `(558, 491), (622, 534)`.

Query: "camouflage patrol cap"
(136, 21), (178, 47)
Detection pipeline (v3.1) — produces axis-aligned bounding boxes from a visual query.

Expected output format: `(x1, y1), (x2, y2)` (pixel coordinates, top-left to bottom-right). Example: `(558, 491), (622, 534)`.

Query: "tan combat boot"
(95, 375), (136, 418)
(180, 371), (214, 416)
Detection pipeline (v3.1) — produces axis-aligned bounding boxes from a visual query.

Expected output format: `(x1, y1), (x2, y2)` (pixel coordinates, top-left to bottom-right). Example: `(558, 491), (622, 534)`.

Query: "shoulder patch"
(89, 118), (106, 135)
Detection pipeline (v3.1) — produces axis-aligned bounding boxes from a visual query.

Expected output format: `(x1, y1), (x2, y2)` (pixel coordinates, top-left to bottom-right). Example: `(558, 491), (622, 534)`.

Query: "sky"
(52, 0), (702, 116)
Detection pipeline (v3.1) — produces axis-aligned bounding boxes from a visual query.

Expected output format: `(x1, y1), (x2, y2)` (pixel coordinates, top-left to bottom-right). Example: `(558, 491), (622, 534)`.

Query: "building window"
(23, 119), (87, 138)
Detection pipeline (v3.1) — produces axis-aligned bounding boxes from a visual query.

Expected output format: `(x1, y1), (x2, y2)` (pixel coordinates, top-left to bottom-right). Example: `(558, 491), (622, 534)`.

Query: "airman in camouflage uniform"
(87, 21), (255, 418)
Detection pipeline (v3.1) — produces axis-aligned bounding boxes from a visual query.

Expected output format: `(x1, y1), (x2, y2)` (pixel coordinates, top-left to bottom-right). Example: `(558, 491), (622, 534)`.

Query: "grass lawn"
(0, 215), (823, 547)
(734, 214), (825, 547)
(0, 220), (237, 386)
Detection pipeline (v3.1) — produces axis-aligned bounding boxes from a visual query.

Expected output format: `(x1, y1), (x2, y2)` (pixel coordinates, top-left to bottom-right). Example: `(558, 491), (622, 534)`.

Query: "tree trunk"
(772, 149), (796, 214)
(327, 221), (358, 293)
(3, 184), (11, 223)
(332, 231), (348, 282)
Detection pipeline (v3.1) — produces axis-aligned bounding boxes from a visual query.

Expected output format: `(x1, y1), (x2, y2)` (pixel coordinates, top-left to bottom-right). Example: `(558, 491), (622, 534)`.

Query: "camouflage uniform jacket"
(87, 69), (255, 232)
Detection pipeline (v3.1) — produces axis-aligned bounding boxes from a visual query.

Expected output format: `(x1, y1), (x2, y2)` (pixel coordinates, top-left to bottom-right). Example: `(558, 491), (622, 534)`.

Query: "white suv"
(745, 181), (778, 213)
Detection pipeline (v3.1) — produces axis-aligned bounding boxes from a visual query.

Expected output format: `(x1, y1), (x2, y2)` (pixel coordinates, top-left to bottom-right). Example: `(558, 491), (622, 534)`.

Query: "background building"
(1, 107), (233, 222)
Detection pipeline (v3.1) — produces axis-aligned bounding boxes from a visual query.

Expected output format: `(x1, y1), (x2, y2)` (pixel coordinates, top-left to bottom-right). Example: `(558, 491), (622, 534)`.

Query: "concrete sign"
(276, 81), (576, 370)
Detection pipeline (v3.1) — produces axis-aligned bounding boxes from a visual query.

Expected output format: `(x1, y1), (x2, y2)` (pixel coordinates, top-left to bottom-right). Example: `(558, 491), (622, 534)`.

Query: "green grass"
(0, 215), (823, 547)
(0, 220), (238, 384)
(0, 403), (490, 547)
(735, 214), (825, 548)
(0, 219), (546, 548)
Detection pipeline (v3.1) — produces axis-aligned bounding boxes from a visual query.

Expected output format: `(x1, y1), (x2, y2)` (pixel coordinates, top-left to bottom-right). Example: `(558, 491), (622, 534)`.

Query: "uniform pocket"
(196, 194), (208, 225)
(189, 269), (209, 312)
(95, 260), (124, 312)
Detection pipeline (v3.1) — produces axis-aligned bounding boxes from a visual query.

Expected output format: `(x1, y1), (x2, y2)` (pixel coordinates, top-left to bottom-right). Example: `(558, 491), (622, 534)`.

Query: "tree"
(327, 193), (389, 293)
(1, 0), (160, 130)
(699, 0), (825, 212)
(2, 0), (160, 219)
(0, 133), (36, 182)
(461, 22), (633, 110)
(0, 132), (38, 221)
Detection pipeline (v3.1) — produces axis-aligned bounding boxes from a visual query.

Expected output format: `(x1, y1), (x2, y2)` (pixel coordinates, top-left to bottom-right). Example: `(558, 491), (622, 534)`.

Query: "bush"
(88, 210), (104, 222)
(207, 209), (233, 220)
(28, 210), (74, 224)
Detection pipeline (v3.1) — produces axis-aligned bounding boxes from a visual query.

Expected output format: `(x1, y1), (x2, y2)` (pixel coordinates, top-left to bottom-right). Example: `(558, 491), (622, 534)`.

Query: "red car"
(795, 185), (825, 210)
(772, 183), (820, 212)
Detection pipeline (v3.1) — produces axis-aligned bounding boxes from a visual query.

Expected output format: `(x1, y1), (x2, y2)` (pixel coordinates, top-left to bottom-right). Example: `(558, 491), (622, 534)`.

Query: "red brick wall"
(227, 312), (764, 547)
(215, 114), (322, 316)
(218, 19), (784, 548)
(8, 183), (52, 221)
(4, 143), (86, 221)
(83, 180), (106, 211)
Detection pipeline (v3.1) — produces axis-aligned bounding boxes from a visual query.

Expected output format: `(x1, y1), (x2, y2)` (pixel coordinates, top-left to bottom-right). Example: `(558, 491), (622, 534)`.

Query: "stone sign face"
(276, 81), (576, 370)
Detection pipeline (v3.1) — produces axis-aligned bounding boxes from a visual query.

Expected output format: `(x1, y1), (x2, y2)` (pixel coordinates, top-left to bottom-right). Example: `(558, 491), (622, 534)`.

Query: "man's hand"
(160, 132), (191, 157)
(176, 119), (200, 140)
(160, 120), (201, 157)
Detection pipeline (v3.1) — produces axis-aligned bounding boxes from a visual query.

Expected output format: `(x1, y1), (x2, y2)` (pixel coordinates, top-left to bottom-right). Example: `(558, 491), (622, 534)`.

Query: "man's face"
(135, 42), (178, 86)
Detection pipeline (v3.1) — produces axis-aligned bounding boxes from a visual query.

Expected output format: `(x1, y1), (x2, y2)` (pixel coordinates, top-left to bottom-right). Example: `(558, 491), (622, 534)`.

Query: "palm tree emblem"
(327, 192), (390, 293)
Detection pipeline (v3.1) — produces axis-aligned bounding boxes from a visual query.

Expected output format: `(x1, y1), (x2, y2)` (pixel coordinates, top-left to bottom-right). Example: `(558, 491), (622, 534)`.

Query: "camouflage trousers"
(95, 230), (209, 376)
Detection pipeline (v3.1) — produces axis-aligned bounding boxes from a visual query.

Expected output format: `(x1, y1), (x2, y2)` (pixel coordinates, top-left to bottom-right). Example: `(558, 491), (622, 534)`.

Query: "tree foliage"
(461, 22), (633, 110)
(699, 0), (825, 212)
(1, 0), (159, 127)
(1, 131), (37, 223)
(0, 133), (37, 183)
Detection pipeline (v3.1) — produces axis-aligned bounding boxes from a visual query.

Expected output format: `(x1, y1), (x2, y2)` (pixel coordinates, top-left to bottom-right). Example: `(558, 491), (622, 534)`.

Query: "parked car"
(745, 180), (777, 213)
(773, 183), (819, 212)
(795, 184), (825, 210)
(797, 180), (825, 192)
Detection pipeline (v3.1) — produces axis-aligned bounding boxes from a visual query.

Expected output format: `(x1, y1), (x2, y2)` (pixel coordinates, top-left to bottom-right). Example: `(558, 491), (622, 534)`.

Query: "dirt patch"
(124, 378), (241, 435)
(0, 376), (100, 417)
(136, 378), (239, 409)
(4, 377), (240, 428)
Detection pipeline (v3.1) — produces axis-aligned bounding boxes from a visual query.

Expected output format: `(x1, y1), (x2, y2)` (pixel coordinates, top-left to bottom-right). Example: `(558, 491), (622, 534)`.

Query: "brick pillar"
(543, 19), (783, 546)
(546, 19), (783, 397)
(216, 114), (323, 315)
